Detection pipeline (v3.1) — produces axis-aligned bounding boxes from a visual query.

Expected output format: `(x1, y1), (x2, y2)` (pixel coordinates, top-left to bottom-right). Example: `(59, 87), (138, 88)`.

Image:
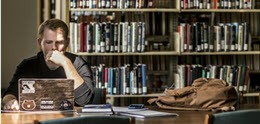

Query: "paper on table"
(117, 109), (179, 119)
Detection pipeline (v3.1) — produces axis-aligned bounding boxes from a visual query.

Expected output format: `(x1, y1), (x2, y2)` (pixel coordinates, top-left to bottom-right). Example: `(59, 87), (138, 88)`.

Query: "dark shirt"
(3, 52), (94, 106)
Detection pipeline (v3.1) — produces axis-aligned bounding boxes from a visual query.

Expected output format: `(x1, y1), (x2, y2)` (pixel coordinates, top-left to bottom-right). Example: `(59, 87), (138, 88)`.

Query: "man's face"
(38, 28), (67, 58)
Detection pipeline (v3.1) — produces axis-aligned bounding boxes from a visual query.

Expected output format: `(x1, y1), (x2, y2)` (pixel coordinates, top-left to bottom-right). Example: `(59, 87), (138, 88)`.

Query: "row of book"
(181, 0), (254, 9)
(178, 22), (250, 52)
(70, 0), (174, 9)
(176, 64), (250, 92)
(39, 0), (66, 24)
(91, 64), (147, 95)
(70, 20), (146, 53)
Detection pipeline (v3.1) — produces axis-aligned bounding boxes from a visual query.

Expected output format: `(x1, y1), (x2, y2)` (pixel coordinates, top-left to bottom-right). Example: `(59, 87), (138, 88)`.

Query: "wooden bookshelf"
(76, 51), (179, 56)
(70, 8), (180, 12)
(250, 71), (260, 74)
(181, 9), (260, 13)
(65, 0), (260, 105)
(181, 51), (260, 55)
(243, 92), (260, 104)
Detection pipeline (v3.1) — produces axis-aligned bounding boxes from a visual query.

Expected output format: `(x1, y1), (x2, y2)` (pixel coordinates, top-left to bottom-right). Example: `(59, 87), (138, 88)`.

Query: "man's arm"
(61, 56), (94, 106)
(2, 59), (31, 110)
(48, 51), (94, 106)
(48, 51), (84, 89)
(61, 56), (84, 89)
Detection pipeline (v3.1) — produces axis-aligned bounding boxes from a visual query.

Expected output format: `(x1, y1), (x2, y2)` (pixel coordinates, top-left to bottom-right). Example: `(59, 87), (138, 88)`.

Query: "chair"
(91, 88), (106, 104)
(204, 109), (260, 124)
(34, 115), (133, 124)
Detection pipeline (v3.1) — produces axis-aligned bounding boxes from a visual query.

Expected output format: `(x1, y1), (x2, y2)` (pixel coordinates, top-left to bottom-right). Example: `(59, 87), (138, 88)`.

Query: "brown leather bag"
(148, 78), (238, 111)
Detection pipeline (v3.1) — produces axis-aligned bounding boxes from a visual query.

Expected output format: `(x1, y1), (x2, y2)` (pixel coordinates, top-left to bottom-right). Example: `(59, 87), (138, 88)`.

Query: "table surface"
(1, 104), (260, 124)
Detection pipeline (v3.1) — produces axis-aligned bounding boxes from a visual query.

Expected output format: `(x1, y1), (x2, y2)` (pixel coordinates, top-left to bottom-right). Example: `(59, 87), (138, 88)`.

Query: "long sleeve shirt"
(3, 52), (94, 106)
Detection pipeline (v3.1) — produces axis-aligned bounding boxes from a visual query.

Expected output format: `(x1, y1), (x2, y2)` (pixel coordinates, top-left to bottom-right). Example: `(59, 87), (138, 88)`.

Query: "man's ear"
(37, 38), (42, 51)
(37, 38), (42, 45)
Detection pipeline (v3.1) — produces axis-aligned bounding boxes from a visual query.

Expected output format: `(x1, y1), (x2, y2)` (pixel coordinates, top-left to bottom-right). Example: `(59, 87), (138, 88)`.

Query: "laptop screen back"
(18, 78), (74, 111)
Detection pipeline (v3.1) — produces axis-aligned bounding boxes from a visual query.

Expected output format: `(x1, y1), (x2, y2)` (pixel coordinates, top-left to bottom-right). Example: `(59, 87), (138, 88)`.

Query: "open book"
(117, 110), (179, 119)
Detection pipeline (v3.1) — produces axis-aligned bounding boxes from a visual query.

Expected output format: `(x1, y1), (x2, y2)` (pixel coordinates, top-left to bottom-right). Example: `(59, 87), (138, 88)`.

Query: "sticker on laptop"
(21, 100), (36, 111)
(21, 81), (35, 93)
(40, 99), (54, 110)
(60, 100), (73, 110)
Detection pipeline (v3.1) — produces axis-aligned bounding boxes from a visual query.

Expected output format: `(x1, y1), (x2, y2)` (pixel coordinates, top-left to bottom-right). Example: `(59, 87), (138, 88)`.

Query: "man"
(2, 19), (94, 110)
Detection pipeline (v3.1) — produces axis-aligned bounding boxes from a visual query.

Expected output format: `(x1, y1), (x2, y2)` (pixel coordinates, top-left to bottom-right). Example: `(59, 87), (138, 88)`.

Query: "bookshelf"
(70, 8), (180, 12)
(178, 0), (260, 102)
(37, 0), (69, 26)
(64, 0), (260, 105)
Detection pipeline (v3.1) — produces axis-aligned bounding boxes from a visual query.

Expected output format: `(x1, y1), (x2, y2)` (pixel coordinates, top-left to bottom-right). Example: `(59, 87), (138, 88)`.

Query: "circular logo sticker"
(60, 100), (73, 110)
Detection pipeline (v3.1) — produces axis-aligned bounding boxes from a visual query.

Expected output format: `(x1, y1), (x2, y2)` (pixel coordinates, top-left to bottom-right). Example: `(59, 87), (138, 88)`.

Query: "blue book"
(109, 68), (113, 95)
(142, 64), (147, 95)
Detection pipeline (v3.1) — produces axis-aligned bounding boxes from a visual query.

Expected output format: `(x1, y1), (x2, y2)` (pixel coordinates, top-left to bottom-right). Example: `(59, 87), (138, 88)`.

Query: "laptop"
(18, 78), (74, 111)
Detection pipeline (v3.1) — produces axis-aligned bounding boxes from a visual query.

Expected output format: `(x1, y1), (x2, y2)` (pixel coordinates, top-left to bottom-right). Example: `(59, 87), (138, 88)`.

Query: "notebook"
(18, 78), (74, 111)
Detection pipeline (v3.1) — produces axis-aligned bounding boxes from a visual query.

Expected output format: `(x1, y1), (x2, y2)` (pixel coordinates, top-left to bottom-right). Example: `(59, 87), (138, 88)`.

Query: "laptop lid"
(18, 78), (74, 111)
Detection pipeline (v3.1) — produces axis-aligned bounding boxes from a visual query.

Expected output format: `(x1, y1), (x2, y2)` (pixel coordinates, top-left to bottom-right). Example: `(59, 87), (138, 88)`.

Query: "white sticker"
(21, 81), (35, 93)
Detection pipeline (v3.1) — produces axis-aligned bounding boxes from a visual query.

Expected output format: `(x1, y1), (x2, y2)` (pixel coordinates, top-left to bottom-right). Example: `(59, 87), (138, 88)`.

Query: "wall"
(2, 0), (38, 88)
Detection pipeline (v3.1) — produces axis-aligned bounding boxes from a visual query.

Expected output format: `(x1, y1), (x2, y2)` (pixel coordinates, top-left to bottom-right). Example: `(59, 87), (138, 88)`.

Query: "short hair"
(38, 19), (69, 41)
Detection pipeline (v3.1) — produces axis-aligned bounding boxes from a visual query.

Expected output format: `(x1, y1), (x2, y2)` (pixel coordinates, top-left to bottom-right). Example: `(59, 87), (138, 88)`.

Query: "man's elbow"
(74, 90), (94, 107)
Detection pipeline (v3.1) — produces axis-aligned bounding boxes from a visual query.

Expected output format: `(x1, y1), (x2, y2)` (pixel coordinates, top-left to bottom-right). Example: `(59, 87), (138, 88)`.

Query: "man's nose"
(52, 43), (58, 50)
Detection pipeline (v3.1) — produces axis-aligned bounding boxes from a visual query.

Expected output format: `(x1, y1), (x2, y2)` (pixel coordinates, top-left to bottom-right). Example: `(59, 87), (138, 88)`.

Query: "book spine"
(101, 64), (105, 88)
(131, 22), (137, 52)
(137, 22), (142, 52)
(106, 22), (111, 52)
(80, 22), (85, 52)
(137, 64), (142, 94)
(114, 23), (118, 52)
(141, 64), (147, 95)
(105, 67), (108, 93)
(95, 23), (100, 53)
(107, 67), (111, 94)
(94, 66), (98, 88)
(100, 22), (106, 53)
(114, 68), (118, 94)
(230, 23), (235, 51)
(70, 21), (75, 53)
(87, 23), (93, 52)
(224, 24), (230, 52)
(208, 25), (214, 52)
(219, 23), (225, 51)
(125, 65), (130, 94)
(186, 24), (191, 52)
(243, 22), (249, 51)
(112, 68), (117, 94)
(127, 25), (131, 52)
(120, 67), (126, 95)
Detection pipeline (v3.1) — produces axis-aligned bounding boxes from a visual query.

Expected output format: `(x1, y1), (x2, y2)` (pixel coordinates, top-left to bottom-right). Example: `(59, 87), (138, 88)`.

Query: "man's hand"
(2, 95), (19, 110)
(45, 50), (69, 70)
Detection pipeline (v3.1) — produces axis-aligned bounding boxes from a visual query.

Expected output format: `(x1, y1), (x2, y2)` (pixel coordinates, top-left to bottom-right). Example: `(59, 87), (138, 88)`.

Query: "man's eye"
(46, 41), (53, 44)
(57, 41), (64, 44)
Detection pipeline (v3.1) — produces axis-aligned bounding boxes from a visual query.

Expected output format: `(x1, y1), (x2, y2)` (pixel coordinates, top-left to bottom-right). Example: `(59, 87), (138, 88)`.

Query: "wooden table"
(1, 104), (260, 124)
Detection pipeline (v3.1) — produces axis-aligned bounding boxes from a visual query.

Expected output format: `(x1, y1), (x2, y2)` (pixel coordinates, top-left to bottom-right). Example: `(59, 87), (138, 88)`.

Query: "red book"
(80, 22), (85, 52)
(105, 67), (108, 94)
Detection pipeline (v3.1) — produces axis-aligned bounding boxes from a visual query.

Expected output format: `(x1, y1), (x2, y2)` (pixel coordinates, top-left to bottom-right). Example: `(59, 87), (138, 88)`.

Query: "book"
(117, 110), (178, 119)
(82, 104), (113, 113)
